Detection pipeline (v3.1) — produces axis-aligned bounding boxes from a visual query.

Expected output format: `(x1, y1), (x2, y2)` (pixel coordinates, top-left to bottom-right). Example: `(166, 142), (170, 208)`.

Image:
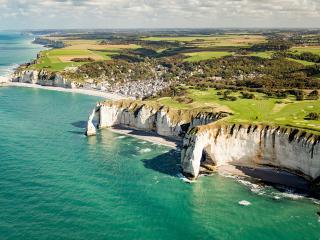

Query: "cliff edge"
(85, 100), (320, 193)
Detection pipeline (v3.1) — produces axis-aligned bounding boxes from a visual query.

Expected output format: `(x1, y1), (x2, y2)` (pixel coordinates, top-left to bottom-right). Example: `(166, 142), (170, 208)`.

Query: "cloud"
(0, 0), (319, 29)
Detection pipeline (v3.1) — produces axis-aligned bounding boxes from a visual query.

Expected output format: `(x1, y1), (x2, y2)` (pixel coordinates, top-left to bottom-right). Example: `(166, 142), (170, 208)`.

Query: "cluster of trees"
(217, 90), (237, 101)
(71, 58), (95, 62)
(240, 91), (255, 99)
(186, 56), (320, 89)
(67, 53), (320, 92)
(250, 40), (293, 51)
(287, 52), (320, 63)
(305, 112), (320, 120)
(289, 34), (320, 46)
(273, 51), (320, 64)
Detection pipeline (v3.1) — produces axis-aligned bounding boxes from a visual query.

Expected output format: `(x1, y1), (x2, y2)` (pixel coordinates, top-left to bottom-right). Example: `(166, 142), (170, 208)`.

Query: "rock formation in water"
(85, 100), (229, 138)
(181, 124), (320, 181)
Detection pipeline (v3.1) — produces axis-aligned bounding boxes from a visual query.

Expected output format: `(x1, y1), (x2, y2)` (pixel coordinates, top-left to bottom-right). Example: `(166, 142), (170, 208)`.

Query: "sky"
(0, 0), (319, 29)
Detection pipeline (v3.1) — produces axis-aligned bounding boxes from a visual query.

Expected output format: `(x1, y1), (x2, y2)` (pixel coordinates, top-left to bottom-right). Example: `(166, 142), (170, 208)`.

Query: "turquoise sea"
(0, 31), (44, 76)
(0, 33), (320, 240)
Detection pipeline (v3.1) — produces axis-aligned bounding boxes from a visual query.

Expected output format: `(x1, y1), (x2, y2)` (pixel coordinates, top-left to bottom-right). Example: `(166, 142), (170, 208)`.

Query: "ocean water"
(0, 32), (320, 239)
(0, 88), (320, 240)
(0, 31), (44, 76)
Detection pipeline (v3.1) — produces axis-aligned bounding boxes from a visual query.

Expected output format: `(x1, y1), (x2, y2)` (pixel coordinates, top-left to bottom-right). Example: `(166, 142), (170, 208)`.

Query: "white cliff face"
(85, 100), (226, 138)
(12, 70), (75, 88)
(85, 101), (320, 185)
(181, 124), (320, 180)
(14, 70), (39, 84)
(155, 110), (182, 137)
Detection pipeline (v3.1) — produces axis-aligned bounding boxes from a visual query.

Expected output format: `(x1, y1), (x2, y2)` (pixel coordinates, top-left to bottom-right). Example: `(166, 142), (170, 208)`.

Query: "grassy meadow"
(155, 88), (320, 133)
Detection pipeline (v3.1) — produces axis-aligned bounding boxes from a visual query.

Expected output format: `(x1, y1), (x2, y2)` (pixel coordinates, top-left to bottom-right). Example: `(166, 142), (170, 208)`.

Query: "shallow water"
(0, 87), (319, 239)
(0, 31), (44, 76)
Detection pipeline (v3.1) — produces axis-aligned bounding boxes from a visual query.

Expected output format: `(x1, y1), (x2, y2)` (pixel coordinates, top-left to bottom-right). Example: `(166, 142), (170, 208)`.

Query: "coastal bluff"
(86, 100), (320, 189)
(85, 100), (229, 137)
(11, 70), (76, 88)
(181, 124), (320, 181)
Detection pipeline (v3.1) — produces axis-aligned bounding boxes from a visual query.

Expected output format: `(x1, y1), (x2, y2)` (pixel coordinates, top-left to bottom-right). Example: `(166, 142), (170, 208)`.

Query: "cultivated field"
(142, 34), (266, 47)
(32, 38), (140, 71)
(248, 51), (274, 58)
(183, 51), (232, 62)
(291, 46), (320, 55)
(286, 58), (316, 66)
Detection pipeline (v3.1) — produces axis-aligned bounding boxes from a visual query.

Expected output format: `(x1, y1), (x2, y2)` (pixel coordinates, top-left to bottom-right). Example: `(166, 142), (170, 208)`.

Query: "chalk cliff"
(11, 70), (76, 88)
(181, 124), (320, 181)
(85, 100), (229, 137)
(85, 100), (320, 190)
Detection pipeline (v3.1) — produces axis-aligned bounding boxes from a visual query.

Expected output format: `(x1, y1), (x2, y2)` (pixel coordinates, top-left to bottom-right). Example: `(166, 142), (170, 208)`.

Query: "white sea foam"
(239, 200), (251, 206)
(177, 173), (196, 183)
(116, 136), (126, 139)
(140, 148), (152, 153)
(279, 192), (306, 200)
(237, 179), (264, 193)
(312, 200), (320, 205)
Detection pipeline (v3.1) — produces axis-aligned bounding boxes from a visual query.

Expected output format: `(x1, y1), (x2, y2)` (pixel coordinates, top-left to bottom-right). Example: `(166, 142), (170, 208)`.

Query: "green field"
(183, 51), (232, 62)
(29, 38), (140, 71)
(291, 46), (320, 55)
(92, 50), (119, 60)
(286, 58), (316, 66)
(31, 49), (119, 71)
(155, 88), (320, 133)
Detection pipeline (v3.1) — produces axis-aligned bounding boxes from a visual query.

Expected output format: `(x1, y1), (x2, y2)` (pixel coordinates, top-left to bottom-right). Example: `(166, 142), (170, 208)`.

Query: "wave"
(116, 136), (126, 139)
(176, 173), (196, 183)
(0, 64), (19, 77)
(140, 148), (152, 153)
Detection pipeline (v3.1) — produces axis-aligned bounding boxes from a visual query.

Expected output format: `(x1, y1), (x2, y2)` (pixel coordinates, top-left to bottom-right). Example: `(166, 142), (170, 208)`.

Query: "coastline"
(5, 36), (319, 193)
(5, 81), (179, 148)
(7, 82), (127, 100)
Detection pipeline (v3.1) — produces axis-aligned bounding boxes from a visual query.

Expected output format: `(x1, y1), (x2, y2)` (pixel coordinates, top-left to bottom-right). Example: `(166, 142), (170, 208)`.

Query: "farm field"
(248, 51), (274, 58)
(286, 58), (316, 66)
(155, 88), (320, 133)
(142, 34), (266, 47)
(31, 38), (140, 71)
(183, 51), (232, 62)
(291, 46), (320, 55)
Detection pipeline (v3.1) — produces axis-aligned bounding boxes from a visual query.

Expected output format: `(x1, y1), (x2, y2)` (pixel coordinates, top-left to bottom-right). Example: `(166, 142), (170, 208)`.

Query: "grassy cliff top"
(155, 88), (320, 134)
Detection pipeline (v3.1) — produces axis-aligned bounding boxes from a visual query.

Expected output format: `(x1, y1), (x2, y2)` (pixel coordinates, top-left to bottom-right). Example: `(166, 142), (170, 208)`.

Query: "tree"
(307, 90), (319, 100)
